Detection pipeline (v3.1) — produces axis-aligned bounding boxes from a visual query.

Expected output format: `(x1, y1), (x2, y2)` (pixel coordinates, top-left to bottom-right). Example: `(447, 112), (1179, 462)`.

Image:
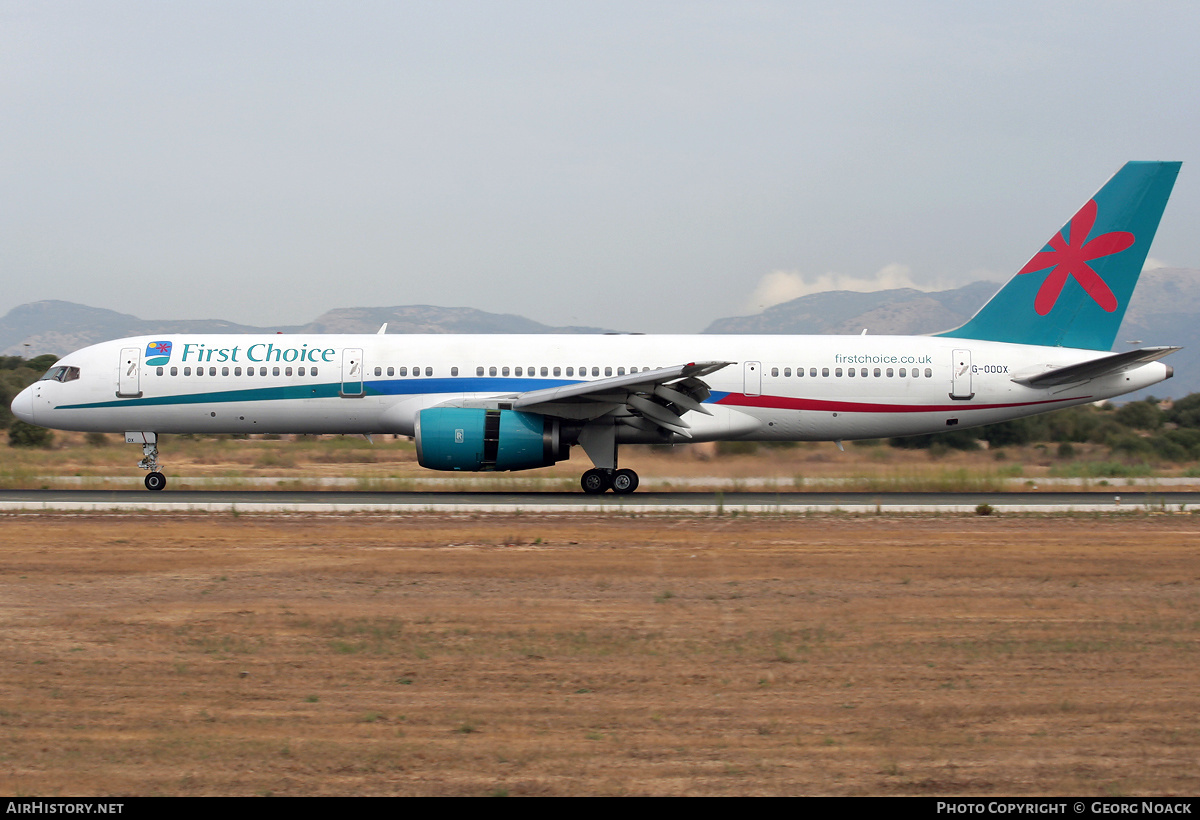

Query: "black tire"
(581, 469), (611, 494)
(144, 472), (167, 492)
(611, 468), (639, 494)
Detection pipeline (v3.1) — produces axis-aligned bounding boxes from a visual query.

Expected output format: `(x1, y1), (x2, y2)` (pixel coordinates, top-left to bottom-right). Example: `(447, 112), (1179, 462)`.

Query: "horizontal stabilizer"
(1011, 346), (1180, 387)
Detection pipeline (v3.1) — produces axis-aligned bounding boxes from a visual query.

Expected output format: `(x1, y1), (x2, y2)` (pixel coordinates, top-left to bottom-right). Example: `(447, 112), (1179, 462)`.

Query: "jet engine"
(415, 407), (569, 471)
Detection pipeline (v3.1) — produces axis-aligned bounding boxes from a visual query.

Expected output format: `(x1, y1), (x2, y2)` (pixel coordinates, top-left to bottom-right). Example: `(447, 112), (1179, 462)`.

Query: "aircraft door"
(117, 347), (142, 398)
(340, 348), (365, 397)
(950, 349), (974, 400)
(744, 361), (762, 397)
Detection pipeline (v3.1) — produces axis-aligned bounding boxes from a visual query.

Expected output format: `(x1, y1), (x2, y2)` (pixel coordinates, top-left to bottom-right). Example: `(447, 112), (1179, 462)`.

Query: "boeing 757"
(10, 161), (1183, 493)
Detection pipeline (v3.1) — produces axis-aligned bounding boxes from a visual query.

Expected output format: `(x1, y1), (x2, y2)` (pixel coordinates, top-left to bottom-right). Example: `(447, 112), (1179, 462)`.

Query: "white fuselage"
(14, 333), (1172, 447)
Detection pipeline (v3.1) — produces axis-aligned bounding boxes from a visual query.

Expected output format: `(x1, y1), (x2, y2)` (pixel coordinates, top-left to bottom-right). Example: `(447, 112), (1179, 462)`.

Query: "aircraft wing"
(463, 361), (734, 437)
(1011, 346), (1180, 388)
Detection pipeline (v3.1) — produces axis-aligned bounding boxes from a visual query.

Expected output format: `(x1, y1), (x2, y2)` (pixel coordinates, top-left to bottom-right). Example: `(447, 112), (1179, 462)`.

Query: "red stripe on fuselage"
(715, 394), (1089, 414)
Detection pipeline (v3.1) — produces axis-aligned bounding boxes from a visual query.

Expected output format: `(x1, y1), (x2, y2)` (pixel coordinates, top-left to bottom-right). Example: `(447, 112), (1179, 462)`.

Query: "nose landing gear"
(129, 432), (167, 491)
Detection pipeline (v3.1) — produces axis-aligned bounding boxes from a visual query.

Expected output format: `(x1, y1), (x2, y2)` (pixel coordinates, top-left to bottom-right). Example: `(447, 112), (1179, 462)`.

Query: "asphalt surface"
(1, 489), (1195, 513)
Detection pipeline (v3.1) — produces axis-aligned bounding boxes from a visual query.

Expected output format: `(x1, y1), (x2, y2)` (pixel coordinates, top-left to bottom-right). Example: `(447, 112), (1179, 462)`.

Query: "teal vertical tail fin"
(937, 161), (1181, 350)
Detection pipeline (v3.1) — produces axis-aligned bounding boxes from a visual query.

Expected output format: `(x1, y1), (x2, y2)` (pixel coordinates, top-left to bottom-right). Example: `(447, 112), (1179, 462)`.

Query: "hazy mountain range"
(3, 268), (1196, 400)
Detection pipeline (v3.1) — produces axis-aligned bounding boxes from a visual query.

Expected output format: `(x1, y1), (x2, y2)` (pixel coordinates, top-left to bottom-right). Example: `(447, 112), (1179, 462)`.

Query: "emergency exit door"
(117, 347), (141, 398)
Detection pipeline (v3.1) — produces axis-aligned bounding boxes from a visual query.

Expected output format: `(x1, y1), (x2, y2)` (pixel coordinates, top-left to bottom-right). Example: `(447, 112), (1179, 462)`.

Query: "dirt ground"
(0, 511), (1197, 796)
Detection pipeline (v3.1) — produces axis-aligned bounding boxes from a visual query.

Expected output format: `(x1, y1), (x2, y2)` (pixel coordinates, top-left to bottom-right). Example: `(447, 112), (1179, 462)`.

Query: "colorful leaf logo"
(1017, 199), (1134, 315)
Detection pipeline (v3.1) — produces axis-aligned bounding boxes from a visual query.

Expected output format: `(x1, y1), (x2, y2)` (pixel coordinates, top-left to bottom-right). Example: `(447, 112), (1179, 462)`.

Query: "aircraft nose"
(11, 386), (35, 424)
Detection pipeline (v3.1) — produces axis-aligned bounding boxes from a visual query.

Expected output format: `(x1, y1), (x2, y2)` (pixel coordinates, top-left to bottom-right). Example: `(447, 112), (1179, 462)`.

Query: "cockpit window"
(39, 366), (81, 383)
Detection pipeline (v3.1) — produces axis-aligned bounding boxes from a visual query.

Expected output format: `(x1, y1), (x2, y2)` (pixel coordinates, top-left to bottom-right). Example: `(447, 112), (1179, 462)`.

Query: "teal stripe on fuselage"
(57, 382), (345, 410)
(56, 377), (583, 411)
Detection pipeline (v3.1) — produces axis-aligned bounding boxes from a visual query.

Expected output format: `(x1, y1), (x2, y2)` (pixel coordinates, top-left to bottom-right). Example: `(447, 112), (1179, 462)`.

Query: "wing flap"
(512, 360), (733, 434)
(512, 361), (732, 409)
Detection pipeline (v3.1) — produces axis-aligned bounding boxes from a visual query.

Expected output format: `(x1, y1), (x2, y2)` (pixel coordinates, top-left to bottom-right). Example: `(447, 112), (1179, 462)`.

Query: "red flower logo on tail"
(1017, 199), (1134, 315)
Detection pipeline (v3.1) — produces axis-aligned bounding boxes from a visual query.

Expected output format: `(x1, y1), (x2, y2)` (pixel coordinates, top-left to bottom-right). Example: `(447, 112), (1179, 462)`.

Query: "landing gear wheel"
(581, 468), (612, 494)
(144, 471), (167, 492)
(611, 468), (639, 494)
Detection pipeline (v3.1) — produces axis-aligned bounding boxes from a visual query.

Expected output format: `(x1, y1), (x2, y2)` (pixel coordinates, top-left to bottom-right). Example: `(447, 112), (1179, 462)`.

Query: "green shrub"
(8, 420), (54, 448)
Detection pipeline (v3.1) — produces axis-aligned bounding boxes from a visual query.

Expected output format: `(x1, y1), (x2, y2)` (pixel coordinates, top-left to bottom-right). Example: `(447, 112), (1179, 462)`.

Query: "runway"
(1, 489), (1196, 514)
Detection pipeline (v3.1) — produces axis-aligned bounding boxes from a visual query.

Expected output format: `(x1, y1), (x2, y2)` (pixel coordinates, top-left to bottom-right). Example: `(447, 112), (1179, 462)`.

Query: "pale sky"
(3, 1), (1197, 332)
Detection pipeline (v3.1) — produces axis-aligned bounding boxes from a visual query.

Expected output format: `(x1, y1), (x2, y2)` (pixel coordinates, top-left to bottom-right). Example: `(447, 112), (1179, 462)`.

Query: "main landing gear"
(581, 467), (640, 495)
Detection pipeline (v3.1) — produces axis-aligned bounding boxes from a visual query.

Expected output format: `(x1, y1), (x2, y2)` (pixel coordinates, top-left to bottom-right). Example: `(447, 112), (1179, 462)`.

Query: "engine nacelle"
(415, 408), (568, 472)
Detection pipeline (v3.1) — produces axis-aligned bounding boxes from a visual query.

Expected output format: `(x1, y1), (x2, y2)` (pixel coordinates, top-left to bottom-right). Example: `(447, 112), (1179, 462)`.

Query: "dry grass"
(4, 433), (1196, 491)
(0, 512), (1198, 795)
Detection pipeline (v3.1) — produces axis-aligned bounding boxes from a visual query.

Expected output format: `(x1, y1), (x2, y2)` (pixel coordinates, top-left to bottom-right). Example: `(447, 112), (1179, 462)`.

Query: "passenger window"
(197, 368), (204, 377)
(566, 367), (574, 377)
(822, 368), (830, 377)
(400, 367), (408, 376)
(311, 367), (318, 376)
(298, 367), (305, 376)
(476, 367), (484, 377)
(925, 368), (932, 378)
(784, 368), (791, 377)
(223, 367), (230, 376)
(899, 368), (906, 377)
(156, 367), (163, 376)
(184, 367), (192, 376)
(425, 367), (432, 376)
(387, 367), (394, 376)
(886, 368), (893, 377)
(272, 367), (280, 376)
(541, 367), (549, 377)
(873, 368), (880, 377)
(234, 367), (242, 376)
(259, 367), (267, 376)
(451, 367), (459, 376)
(171, 367), (178, 376)
(489, 367), (497, 377)
(515, 367), (523, 376)
(618, 367), (626, 376)
(810, 368), (817, 377)
(502, 367), (510, 376)
(374, 367), (382, 377)
(835, 368), (843, 377)
(553, 367), (561, 376)
(605, 367), (612, 376)
(285, 367), (293, 376)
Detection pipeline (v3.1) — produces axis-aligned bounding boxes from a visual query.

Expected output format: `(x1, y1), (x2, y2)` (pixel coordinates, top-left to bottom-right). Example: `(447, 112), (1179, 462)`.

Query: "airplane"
(10, 161), (1183, 493)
